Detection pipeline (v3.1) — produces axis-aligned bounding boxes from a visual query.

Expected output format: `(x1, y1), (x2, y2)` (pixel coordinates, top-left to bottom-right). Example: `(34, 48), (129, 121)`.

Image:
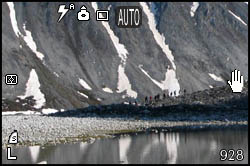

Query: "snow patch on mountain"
(190, 2), (199, 17)
(7, 3), (45, 61)
(53, 72), (59, 77)
(208, 73), (224, 82)
(2, 110), (41, 116)
(23, 23), (45, 61)
(91, 2), (98, 11)
(6, 2), (21, 37)
(140, 2), (176, 70)
(117, 65), (137, 98)
(102, 87), (113, 93)
(77, 91), (89, 98)
(139, 65), (180, 95)
(92, 2), (137, 99)
(79, 78), (92, 90)
(18, 69), (46, 109)
(228, 10), (247, 26)
(42, 108), (59, 114)
(162, 69), (181, 96)
(107, 5), (112, 10)
(139, 65), (163, 88)
(140, 3), (180, 96)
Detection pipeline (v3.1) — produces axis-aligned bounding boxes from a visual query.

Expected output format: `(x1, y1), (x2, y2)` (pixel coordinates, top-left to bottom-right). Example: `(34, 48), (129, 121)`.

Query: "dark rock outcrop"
(48, 82), (248, 121)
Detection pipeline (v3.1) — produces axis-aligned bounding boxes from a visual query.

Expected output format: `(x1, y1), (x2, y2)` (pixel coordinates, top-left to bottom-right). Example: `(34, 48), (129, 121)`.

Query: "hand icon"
(228, 69), (244, 93)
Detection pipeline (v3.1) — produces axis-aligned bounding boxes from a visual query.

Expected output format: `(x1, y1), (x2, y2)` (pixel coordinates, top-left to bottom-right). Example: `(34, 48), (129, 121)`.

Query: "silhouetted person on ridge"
(135, 100), (138, 106)
(145, 96), (148, 104)
(149, 96), (152, 104)
(157, 94), (160, 101)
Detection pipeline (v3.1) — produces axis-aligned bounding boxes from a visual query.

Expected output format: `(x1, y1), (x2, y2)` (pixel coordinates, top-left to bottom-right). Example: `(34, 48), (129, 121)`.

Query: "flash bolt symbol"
(58, 4), (69, 22)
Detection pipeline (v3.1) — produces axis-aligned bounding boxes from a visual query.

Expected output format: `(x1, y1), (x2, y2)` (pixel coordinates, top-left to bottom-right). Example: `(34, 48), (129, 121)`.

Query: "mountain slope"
(2, 2), (248, 111)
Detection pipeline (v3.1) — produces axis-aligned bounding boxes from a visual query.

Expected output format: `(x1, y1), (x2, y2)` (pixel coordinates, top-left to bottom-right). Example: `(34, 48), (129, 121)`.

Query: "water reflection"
(165, 132), (179, 164)
(140, 132), (179, 164)
(29, 146), (40, 163)
(2, 128), (248, 164)
(119, 136), (132, 164)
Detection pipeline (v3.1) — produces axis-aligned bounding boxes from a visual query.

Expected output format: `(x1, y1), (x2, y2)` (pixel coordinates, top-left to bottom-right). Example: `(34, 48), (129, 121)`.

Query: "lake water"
(2, 127), (248, 164)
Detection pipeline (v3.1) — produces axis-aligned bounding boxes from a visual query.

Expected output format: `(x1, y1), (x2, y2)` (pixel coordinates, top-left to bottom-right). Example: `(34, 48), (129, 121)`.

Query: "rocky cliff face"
(2, 2), (248, 111)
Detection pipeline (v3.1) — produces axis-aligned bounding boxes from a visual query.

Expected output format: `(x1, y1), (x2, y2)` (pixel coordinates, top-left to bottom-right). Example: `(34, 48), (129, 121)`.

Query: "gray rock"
(2, 2), (248, 111)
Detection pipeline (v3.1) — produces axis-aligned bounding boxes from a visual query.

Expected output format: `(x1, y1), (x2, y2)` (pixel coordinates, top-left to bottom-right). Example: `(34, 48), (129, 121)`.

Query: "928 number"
(220, 149), (244, 161)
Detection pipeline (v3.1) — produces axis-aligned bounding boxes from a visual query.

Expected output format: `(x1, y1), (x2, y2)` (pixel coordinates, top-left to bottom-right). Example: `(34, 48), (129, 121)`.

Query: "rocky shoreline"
(2, 115), (248, 149)
(2, 83), (248, 148)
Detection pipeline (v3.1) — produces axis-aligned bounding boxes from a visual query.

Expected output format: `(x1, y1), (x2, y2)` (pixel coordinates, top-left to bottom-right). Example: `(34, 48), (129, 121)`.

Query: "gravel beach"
(2, 82), (248, 149)
(2, 114), (247, 149)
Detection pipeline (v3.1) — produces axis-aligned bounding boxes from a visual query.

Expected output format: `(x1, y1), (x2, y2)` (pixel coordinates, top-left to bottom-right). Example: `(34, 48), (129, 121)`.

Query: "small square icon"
(5, 74), (18, 85)
(96, 10), (109, 21)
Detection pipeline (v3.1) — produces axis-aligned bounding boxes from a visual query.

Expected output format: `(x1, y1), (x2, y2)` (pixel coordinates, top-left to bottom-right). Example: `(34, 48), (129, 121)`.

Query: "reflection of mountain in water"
(119, 136), (132, 164)
(2, 129), (248, 164)
(29, 146), (40, 163)
(138, 132), (179, 164)
(165, 132), (179, 164)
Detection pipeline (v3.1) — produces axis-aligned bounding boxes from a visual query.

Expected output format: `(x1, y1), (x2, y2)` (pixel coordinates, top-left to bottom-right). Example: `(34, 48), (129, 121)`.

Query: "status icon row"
(57, 4), (109, 22)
